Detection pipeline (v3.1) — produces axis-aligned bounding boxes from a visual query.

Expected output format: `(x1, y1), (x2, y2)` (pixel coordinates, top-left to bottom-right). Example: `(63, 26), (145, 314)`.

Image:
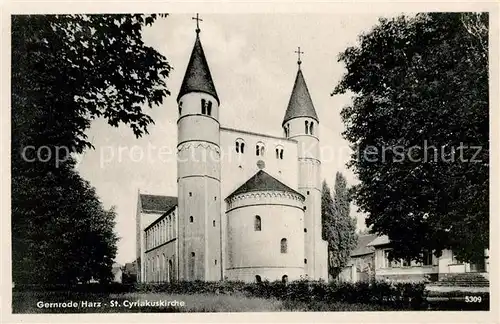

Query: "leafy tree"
(11, 14), (170, 284)
(332, 13), (488, 263)
(322, 173), (358, 279)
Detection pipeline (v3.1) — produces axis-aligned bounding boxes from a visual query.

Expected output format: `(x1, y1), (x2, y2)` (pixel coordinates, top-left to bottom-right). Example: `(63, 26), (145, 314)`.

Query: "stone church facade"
(135, 22), (328, 283)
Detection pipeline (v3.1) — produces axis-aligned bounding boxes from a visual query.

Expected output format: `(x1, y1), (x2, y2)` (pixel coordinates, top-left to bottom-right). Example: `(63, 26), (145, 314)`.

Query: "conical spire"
(177, 33), (219, 104)
(282, 67), (318, 126)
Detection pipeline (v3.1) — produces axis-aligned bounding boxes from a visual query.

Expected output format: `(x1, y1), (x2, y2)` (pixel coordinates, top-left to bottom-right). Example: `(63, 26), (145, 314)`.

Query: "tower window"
(236, 139), (245, 154)
(276, 146), (284, 160)
(304, 228), (307, 233)
(304, 258), (307, 264)
(276, 148), (279, 159)
(189, 192), (192, 197)
(207, 101), (212, 116)
(178, 101), (183, 116)
(214, 259), (217, 265)
(305, 121), (309, 134)
(310, 122), (314, 135)
(201, 99), (206, 114)
(254, 215), (261, 231)
(280, 150), (283, 159)
(214, 196), (217, 201)
(280, 238), (288, 253)
(213, 220), (216, 227)
(189, 216), (194, 223)
(256, 142), (265, 157)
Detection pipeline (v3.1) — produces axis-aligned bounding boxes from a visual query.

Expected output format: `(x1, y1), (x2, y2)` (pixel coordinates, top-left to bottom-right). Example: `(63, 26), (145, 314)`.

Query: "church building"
(135, 17), (328, 283)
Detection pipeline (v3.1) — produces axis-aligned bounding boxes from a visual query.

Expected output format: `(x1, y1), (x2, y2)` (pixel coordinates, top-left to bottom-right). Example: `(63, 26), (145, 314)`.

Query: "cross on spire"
(295, 46), (304, 68)
(192, 13), (203, 34)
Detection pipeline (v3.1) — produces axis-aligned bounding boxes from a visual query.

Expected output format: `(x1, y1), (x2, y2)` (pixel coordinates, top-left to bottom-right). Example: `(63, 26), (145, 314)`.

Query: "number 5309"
(465, 296), (482, 303)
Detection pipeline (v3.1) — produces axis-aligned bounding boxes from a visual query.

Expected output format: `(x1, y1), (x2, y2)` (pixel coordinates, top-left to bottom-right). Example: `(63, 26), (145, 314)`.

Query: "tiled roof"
(282, 68), (318, 125)
(366, 235), (390, 247)
(177, 33), (219, 104)
(226, 170), (303, 200)
(140, 194), (178, 213)
(351, 234), (378, 257)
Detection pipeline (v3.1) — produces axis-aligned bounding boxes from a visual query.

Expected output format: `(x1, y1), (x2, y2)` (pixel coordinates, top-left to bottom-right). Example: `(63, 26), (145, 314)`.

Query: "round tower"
(176, 26), (222, 281)
(282, 58), (328, 280)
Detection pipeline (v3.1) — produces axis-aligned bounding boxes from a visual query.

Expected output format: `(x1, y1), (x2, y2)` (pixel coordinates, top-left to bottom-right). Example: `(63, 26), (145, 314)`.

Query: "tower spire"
(177, 14), (219, 104)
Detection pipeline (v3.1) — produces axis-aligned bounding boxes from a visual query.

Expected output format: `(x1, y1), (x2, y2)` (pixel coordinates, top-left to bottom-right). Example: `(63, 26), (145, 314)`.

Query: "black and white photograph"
(2, 3), (496, 319)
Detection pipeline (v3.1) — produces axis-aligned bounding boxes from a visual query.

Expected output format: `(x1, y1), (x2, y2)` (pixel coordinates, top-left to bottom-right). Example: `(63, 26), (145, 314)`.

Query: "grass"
(12, 291), (397, 313)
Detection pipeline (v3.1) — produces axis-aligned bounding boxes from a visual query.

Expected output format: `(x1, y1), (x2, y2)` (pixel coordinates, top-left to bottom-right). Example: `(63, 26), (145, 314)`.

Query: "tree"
(332, 13), (488, 263)
(11, 14), (170, 284)
(322, 173), (358, 279)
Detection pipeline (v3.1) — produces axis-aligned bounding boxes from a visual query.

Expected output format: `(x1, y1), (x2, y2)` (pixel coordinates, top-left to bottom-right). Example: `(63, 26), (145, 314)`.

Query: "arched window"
(276, 148), (279, 159)
(189, 216), (194, 223)
(236, 139), (245, 154)
(255, 275), (262, 283)
(280, 149), (283, 159)
(201, 99), (206, 114)
(168, 259), (173, 282)
(254, 215), (261, 231)
(280, 238), (288, 253)
(256, 142), (265, 157)
(207, 101), (212, 116)
(260, 146), (265, 156)
(282, 275), (288, 283)
(305, 121), (309, 134)
(162, 254), (166, 281)
(310, 122), (314, 135)
(190, 252), (196, 279)
(156, 255), (160, 282)
(256, 145), (260, 156)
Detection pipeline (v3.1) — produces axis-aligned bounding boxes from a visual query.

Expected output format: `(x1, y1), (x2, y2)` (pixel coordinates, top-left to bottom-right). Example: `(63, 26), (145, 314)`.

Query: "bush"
(13, 278), (428, 309)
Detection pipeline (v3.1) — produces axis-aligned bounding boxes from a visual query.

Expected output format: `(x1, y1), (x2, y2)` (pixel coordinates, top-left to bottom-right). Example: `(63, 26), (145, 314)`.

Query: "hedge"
(13, 279), (429, 310)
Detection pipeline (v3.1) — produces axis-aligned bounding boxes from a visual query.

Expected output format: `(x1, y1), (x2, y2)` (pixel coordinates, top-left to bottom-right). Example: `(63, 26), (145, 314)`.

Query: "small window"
(191, 252), (195, 257)
(256, 142), (265, 157)
(256, 145), (260, 156)
(260, 146), (265, 156)
(310, 122), (314, 135)
(189, 192), (192, 197)
(282, 275), (288, 283)
(214, 196), (217, 201)
(214, 259), (217, 265)
(236, 139), (245, 154)
(236, 142), (240, 153)
(304, 258), (307, 264)
(307, 191), (310, 195)
(303, 206), (307, 211)
(189, 216), (194, 223)
(207, 101), (212, 116)
(213, 220), (216, 227)
(276, 148), (279, 159)
(280, 238), (287, 253)
(240, 143), (245, 153)
(305, 121), (309, 133)
(254, 215), (261, 231)
(280, 149), (283, 159)
(304, 228), (307, 233)
(255, 275), (262, 283)
(201, 99), (206, 114)
(178, 101), (183, 116)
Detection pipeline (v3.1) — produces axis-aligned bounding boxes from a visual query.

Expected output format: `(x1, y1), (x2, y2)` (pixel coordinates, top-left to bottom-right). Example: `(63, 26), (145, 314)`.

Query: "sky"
(75, 13), (395, 265)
